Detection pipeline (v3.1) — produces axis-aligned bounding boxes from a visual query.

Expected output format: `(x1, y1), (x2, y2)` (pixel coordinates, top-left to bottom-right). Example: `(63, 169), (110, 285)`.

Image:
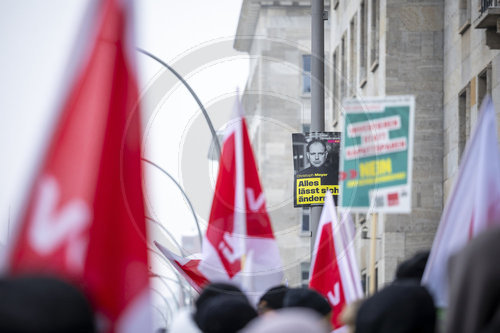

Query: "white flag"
(422, 96), (500, 307)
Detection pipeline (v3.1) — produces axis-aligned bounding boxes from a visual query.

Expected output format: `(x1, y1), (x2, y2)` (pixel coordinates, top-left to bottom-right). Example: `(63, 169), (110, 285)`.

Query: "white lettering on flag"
(28, 176), (90, 272)
(246, 188), (265, 212)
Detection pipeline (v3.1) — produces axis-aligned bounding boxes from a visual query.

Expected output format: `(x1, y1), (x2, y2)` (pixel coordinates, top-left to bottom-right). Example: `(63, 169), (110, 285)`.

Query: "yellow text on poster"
(296, 177), (339, 205)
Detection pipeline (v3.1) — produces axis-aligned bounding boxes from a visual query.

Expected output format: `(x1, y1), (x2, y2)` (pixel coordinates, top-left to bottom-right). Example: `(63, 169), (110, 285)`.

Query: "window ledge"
(359, 77), (368, 89)
(473, 7), (500, 29)
(299, 231), (312, 237)
(459, 20), (471, 35)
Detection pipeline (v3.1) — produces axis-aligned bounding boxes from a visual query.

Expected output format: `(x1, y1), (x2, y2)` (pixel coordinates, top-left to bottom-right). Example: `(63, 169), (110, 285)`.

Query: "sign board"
(340, 96), (414, 213)
(292, 132), (341, 207)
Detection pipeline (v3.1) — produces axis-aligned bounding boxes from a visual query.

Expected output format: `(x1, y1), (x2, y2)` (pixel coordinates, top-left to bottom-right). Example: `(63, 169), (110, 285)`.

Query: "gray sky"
(0, 0), (248, 249)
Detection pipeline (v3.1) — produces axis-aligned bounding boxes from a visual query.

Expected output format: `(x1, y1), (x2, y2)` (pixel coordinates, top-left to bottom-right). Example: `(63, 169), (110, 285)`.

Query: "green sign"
(340, 96), (414, 213)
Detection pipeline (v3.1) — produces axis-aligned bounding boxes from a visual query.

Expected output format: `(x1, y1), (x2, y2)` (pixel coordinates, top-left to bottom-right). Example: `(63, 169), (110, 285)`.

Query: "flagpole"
(369, 213), (377, 294)
(310, 0), (326, 256)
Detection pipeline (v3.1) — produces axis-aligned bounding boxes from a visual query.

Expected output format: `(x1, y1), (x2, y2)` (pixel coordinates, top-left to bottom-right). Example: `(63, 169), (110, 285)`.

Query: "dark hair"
(0, 275), (95, 333)
(195, 282), (247, 310)
(194, 282), (250, 329)
(283, 287), (331, 317)
(258, 285), (289, 311)
(306, 139), (327, 153)
(196, 295), (257, 333)
(395, 251), (430, 282)
(355, 282), (436, 333)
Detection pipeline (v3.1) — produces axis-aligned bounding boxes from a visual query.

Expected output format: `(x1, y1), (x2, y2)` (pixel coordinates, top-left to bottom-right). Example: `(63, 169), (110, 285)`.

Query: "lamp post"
(310, 0), (327, 256)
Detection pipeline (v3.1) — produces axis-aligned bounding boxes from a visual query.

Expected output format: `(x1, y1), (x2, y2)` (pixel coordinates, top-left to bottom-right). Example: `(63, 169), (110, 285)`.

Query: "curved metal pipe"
(146, 216), (186, 257)
(148, 248), (195, 306)
(152, 304), (169, 328)
(151, 287), (174, 323)
(142, 158), (203, 245)
(151, 275), (181, 309)
(137, 47), (221, 159)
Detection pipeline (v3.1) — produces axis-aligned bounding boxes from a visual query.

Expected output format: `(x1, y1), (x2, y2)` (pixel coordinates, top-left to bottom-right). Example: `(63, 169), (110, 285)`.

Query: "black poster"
(292, 132), (341, 207)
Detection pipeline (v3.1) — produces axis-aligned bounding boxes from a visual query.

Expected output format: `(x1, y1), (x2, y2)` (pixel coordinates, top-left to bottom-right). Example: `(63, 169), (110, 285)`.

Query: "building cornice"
(233, 0), (320, 52)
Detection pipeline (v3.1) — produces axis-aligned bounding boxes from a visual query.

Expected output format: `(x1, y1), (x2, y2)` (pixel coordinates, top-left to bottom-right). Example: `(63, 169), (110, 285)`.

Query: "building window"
(302, 54), (311, 94)
(370, 0), (379, 71)
(480, 0), (498, 14)
(301, 262), (310, 287)
(458, 85), (471, 159)
(341, 35), (347, 99)
(477, 64), (492, 107)
(333, 48), (339, 121)
(459, 0), (471, 34)
(360, 1), (368, 86)
(361, 271), (367, 294)
(301, 207), (310, 233)
(293, 140), (307, 171)
(350, 16), (357, 96)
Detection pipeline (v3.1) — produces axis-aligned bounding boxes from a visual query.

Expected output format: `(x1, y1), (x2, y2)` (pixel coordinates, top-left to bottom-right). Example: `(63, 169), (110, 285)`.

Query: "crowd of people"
(1, 228), (500, 332)
(165, 227), (500, 333)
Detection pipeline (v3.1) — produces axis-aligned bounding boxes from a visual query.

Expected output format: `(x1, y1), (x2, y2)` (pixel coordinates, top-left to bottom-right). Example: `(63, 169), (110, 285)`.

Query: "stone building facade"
(329, 0), (444, 289)
(234, 0), (331, 287)
(234, 0), (500, 290)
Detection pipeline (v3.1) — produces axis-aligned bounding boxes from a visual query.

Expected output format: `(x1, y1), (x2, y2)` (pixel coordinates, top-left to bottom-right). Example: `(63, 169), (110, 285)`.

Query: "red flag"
(154, 241), (208, 293)
(422, 96), (500, 307)
(309, 191), (363, 330)
(8, 0), (151, 331)
(156, 96), (283, 303)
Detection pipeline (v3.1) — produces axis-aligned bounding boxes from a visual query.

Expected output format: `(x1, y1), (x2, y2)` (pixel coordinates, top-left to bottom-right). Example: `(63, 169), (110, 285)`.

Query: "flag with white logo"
(8, 0), (152, 331)
(157, 95), (283, 303)
(422, 96), (500, 307)
(309, 191), (363, 330)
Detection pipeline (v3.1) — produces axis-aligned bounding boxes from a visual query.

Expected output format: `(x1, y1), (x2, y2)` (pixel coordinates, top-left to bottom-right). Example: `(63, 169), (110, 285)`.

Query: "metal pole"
(369, 213), (378, 294)
(151, 275), (181, 309)
(151, 288), (174, 324)
(146, 216), (187, 257)
(137, 48), (221, 159)
(310, 0), (326, 255)
(148, 248), (195, 305)
(142, 158), (203, 245)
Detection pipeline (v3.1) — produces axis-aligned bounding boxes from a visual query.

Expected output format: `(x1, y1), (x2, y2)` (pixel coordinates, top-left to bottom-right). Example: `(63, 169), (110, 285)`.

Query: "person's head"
(395, 251), (430, 283)
(257, 285), (289, 315)
(195, 282), (246, 311)
(0, 275), (95, 333)
(241, 308), (330, 333)
(306, 139), (328, 167)
(195, 295), (257, 333)
(194, 282), (250, 330)
(283, 287), (332, 329)
(355, 282), (436, 333)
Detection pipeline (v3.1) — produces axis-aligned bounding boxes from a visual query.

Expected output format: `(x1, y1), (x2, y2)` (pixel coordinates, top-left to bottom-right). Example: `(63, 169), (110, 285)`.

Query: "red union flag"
(157, 96), (283, 303)
(309, 191), (363, 331)
(422, 96), (500, 307)
(7, 0), (151, 331)
(154, 241), (208, 293)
